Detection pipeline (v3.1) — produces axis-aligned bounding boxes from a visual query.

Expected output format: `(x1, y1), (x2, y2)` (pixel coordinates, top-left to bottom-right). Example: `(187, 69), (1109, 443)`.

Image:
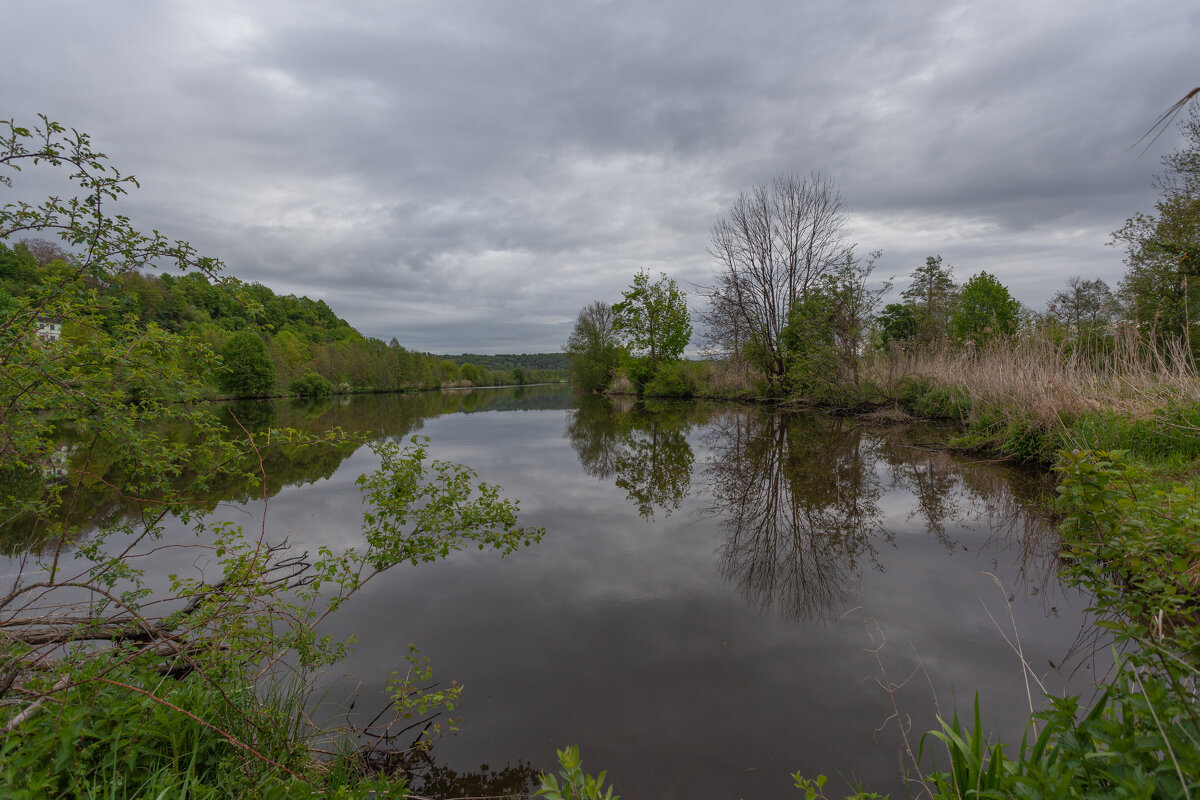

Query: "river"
(18, 385), (1105, 798)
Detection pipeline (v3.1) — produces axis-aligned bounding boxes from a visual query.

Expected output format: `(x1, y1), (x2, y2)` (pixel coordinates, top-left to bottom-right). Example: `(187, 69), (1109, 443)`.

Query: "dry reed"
(871, 329), (1200, 432)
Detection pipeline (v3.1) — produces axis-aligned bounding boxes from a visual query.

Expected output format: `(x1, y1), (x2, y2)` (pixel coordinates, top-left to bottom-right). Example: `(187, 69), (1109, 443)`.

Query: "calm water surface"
(52, 386), (1107, 798)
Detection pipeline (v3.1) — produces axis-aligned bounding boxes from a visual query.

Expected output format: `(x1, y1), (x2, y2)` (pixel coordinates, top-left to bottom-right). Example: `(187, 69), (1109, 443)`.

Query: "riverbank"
(598, 336), (1200, 797)
(770, 339), (1200, 797)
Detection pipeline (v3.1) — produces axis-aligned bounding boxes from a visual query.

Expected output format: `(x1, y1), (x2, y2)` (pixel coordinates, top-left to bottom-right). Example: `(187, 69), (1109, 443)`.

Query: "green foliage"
(1056, 450), (1200, 656)
(900, 255), (958, 344)
(782, 292), (841, 401)
(952, 271), (1020, 345)
(908, 670), (1200, 800)
(385, 646), (464, 741)
(896, 378), (971, 419)
(1070, 404), (1200, 466)
(218, 329), (276, 397)
(0, 138), (478, 398)
(566, 301), (621, 393)
(951, 409), (1062, 463)
(0, 239), (38, 293)
(619, 353), (656, 391)
(289, 370), (333, 398)
(920, 694), (1013, 799)
(875, 302), (918, 347)
(0, 663), (301, 799)
(1114, 104), (1200, 355)
(782, 253), (886, 404)
(445, 351), (569, 372)
(358, 436), (544, 569)
(0, 117), (546, 797)
(537, 746), (620, 800)
(612, 269), (691, 368)
(642, 360), (698, 398)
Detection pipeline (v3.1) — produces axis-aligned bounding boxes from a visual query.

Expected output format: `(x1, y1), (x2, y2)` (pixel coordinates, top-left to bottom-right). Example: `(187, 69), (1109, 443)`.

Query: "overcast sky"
(3, 1), (1197, 353)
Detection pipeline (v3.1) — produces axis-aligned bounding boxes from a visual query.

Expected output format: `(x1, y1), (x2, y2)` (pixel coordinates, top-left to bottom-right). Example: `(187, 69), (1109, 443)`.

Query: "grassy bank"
(599, 336), (1200, 798)
(787, 336), (1200, 798)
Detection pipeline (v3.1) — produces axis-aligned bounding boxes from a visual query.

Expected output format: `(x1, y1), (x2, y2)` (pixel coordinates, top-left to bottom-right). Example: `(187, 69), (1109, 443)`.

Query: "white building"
(36, 317), (62, 342)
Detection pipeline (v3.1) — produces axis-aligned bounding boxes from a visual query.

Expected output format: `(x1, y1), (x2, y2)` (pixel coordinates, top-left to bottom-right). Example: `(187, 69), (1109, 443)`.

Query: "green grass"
(0, 662), (407, 800)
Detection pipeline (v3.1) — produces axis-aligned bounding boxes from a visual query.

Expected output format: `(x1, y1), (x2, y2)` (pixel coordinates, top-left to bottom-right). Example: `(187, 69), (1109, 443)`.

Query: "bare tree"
(1046, 276), (1115, 345)
(704, 173), (854, 389)
(565, 300), (620, 393)
(19, 236), (72, 267)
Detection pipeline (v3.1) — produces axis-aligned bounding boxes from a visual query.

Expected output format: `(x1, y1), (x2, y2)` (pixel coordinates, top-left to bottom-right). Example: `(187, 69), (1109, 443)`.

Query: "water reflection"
(563, 399), (1066, 624)
(566, 395), (704, 519)
(358, 742), (540, 799)
(704, 410), (888, 622)
(0, 385), (573, 553)
(3, 385), (1090, 799)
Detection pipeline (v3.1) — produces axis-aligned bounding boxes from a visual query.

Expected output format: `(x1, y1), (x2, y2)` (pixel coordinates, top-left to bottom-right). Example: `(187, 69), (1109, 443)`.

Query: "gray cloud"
(2, 0), (1195, 351)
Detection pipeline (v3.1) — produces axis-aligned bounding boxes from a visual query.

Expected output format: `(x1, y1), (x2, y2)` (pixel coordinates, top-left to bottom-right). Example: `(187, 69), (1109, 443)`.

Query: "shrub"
(897, 377), (970, 419)
(289, 371), (333, 398)
(218, 331), (276, 397)
(644, 361), (698, 398)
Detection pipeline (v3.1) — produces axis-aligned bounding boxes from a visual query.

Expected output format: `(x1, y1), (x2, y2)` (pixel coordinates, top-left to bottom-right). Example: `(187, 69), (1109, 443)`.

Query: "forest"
(0, 241), (566, 399)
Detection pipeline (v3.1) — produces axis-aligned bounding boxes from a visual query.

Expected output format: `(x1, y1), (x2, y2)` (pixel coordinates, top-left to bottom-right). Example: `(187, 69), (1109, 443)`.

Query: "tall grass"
(871, 331), (1200, 462)
(880, 331), (1199, 422)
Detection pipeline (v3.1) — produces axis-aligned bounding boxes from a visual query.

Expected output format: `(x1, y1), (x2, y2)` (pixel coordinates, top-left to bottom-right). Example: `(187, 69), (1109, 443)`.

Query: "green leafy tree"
(782, 292), (840, 401)
(565, 300), (621, 393)
(0, 240), (38, 292)
(218, 330), (276, 397)
(952, 271), (1020, 345)
(612, 269), (691, 370)
(783, 252), (886, 401)
(876, 302), (918, 347)
(900, 255), (958, 344)
(1113, 104), (1200, 354)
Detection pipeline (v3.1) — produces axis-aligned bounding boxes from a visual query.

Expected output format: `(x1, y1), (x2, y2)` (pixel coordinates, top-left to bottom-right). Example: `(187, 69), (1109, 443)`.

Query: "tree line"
(0, 242), (563, 398)
(567, 109), (1199, 403)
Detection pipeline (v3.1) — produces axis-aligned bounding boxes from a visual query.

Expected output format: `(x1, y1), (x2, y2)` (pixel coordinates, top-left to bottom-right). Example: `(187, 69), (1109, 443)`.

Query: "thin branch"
(1131, 87), (1200, 157)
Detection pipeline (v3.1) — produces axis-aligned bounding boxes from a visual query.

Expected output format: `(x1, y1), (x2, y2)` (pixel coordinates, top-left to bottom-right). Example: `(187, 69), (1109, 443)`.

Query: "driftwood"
(0, 539), (321, 713)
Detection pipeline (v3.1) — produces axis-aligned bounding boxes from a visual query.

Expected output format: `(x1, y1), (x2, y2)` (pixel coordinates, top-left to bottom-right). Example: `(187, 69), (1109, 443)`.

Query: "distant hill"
(1, 238), (566, 396)
(443, 353), (568, 372)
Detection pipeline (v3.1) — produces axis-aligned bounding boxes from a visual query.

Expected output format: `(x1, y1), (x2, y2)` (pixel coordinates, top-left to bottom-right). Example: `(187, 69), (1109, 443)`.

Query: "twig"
(0, 673), (70, 734)
(1130, 87), (1200, 157)
(1130, 670), (1192, 800)
(980, 572), (1047, 735)
(855, 605), (932, 796)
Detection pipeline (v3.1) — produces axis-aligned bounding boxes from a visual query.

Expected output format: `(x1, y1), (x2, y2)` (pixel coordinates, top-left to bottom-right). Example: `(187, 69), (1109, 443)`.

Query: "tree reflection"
(566, 396), (703, 519)
(704, 410), (887, 622)
(876, 423), (963, 548)
(360, 741), (541, 799)
(1, 386), (575, 553)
